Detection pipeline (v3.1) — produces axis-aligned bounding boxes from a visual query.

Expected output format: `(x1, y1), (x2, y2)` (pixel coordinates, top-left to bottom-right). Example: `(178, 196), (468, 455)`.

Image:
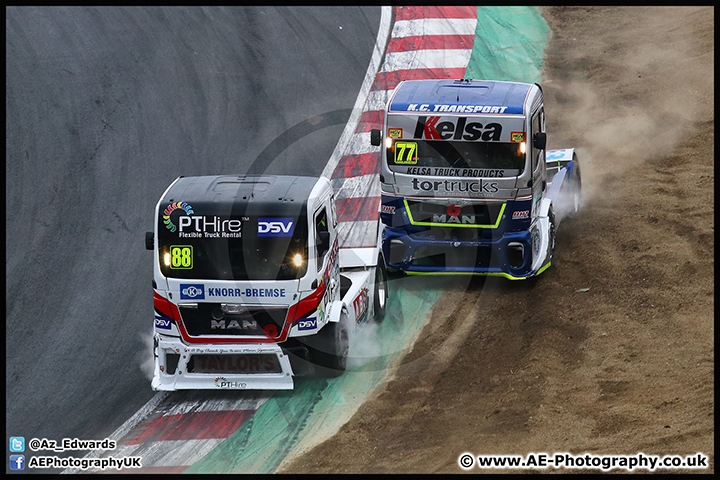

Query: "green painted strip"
(464, 6), (549, 83)
(405, 261), (552, 281)
(405, 199), (507, 229)
(407, 270), (527, 281)
(536, 261), (552, 275)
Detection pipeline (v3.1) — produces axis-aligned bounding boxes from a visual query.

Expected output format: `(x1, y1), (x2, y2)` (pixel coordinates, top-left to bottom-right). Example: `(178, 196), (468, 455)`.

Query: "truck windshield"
(387, 139), (525, 174)
(157, 214), (308, 281)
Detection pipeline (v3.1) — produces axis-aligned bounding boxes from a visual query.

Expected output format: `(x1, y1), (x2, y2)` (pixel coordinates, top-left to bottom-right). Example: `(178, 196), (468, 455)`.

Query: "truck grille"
(178, 304), (288, 338)
(405, 200), (503, 227)
(187, 354), (283, 374)
(410, 244), (500, 269)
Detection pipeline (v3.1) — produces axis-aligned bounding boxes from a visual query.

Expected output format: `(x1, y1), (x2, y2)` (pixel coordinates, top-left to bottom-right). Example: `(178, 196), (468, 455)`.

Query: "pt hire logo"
(163, 202), (194, 232)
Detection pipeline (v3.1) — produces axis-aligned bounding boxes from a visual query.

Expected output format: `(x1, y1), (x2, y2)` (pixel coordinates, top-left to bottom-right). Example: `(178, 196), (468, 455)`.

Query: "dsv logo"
(258, 218), (294, 237)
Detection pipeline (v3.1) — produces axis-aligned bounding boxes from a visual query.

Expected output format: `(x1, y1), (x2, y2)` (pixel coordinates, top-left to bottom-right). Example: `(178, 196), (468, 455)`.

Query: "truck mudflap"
(337, 246), (383, 324)
(152, 334), (294, 391)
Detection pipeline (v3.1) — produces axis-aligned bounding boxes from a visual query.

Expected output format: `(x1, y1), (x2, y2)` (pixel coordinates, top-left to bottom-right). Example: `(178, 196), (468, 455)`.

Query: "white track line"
(392, 17), (478, 37)
(381, 49), (475, 72)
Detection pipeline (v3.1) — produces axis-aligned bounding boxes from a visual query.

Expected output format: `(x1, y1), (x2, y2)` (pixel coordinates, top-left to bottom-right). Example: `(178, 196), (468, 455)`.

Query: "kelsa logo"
(381, 205), (396, 215)
(414, 116), (502, 141)
(258, 218), (294, 237)
(512, 210), (530, 220)
(180, 284), (205, 299)
(163, 202), (194, 232)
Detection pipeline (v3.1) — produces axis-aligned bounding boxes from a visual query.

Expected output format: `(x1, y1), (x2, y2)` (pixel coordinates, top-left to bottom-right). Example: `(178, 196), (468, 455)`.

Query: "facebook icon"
(9, 455), (25, 470)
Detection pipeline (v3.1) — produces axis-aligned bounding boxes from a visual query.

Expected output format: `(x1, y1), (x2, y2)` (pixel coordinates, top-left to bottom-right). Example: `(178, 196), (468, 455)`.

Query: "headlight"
(293, 253), (303, 267)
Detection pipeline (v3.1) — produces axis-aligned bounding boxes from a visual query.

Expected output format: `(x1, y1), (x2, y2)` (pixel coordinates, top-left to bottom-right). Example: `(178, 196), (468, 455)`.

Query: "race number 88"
(170, 245), (193, 269)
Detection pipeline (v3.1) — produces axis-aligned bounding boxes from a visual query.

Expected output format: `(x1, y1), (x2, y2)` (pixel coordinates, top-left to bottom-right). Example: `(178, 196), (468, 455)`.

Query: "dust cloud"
(138, 331), (155, 382)
(543, 6), (713, 207)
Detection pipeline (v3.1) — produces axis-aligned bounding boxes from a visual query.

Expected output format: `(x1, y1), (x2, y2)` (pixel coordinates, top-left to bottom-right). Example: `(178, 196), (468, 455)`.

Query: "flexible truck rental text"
(146, 175), (388, 390)
(371, 79), (582, 280)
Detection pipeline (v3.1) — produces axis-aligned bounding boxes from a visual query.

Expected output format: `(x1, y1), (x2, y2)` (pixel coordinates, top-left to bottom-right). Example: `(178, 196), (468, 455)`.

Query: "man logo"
(432, 214), (476, 224)
(211, 319), (259, 330)
(258, 218), (294, 237)
(180, 284), (205, 299)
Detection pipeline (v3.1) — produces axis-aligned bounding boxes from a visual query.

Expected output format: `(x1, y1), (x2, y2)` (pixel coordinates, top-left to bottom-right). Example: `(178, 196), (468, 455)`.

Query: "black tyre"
(548, 207), (557, 264)
(309, 310), (349, 377)
(571, 159), (582, 216)
(373, 255), (388, 323)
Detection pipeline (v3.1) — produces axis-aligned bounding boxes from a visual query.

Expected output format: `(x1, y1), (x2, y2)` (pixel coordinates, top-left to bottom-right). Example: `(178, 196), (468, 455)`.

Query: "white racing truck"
(371, 79), (581, 280)
(145, 175), (388, 390)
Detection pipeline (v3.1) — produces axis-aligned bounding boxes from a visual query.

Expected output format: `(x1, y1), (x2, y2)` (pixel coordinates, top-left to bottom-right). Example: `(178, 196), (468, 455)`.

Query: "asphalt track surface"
(5, 6), (380, 471)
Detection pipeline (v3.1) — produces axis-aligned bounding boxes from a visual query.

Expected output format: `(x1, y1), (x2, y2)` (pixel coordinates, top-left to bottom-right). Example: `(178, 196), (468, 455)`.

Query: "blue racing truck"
(371, 79), (581, 279)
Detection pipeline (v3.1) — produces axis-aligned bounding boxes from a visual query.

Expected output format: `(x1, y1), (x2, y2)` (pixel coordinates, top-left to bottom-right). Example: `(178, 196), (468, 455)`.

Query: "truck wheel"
(571, 160), (582, 216)
(548, 207), (557, 264)
(310, 309), (349, 377)
(373, 255), (388, 323)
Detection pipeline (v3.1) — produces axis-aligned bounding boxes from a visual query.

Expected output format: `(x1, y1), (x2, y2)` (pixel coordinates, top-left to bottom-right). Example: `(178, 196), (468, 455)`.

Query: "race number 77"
(394, 141), (418, 165)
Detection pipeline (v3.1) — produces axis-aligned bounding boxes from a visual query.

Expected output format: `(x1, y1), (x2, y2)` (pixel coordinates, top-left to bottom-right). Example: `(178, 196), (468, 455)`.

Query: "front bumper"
(151, 334), (295, 390)
(383, 226), (545, 280)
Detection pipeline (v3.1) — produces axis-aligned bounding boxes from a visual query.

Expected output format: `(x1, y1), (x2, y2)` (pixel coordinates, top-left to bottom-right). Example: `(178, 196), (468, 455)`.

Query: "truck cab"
(146, 175), (387, 390)
(371, 79), (580, 280)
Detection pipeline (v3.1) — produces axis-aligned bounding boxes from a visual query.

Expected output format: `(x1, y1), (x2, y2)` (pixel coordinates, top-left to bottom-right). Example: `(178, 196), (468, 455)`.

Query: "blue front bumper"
(382, 226), (548, 280)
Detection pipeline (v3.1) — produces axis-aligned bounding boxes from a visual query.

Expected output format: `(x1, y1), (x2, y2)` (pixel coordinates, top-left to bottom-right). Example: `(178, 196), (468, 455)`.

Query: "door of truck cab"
(311, 194), (338, 287)
(530, 107), (546, 220)
(304, 194), (338, 325)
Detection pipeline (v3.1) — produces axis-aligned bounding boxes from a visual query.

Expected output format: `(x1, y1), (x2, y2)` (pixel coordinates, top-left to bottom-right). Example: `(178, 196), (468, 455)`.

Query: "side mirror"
(370, 128), (382, 146)
(145, 232), (154, 250)
(532, 132), (546, 150)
